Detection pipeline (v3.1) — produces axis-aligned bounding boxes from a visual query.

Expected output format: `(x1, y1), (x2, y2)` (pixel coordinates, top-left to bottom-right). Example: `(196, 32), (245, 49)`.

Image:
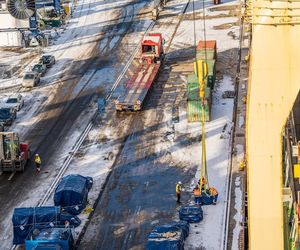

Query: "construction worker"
(193, 184), (201, 205)
(198, 177), (206, 191)
(239, 160), (245, 171)
(176, 181), (182, 203)
(209, 187), (218, 205)
(64, 220), (70, 228)
(35, 154), (41, 173)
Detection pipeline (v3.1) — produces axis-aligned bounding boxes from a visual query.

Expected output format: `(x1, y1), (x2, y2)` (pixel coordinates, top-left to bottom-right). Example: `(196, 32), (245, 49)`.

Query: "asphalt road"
(78, 55), (196, 249)
(0, 0), (150, 246)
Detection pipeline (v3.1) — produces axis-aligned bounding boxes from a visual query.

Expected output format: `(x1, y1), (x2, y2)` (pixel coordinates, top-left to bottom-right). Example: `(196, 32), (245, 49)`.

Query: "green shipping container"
(187, 83), (199, 93)
(189, 74), (214, 90)
(206, 60), (216, 75)
(196, 50), (216, 60)
(187, 100), (211, 122)
(191, 60), (216, 89)
(187, 74), (199, 85)
(187, 74), (207, 87)
(206, 59), (216, 89)
(207, 75), (215, 89)
(187, 86), (211, 101)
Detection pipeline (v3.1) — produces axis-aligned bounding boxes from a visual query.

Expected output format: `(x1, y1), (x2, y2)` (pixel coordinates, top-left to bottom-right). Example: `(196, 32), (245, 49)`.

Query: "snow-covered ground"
(74, 0), (239, 248)
(159, 0), (240, 248)
(182, 75), (234, 250)
(151, 73), (235, 249)
(0, 0), (241, 248)
(0, 0), (153, 248)
(60, 0), (240, 248)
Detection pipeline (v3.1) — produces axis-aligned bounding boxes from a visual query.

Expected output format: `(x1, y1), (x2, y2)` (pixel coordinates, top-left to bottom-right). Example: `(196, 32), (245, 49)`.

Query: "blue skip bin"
(54, 175), (93, 215)
(25, 227), (74, 250)
(201, 191), (215, 205)
(12, 206), (61, 245)
(169, 221), (189, 240)
(146, 223), (185, 250)
(179, 204), (203, 223)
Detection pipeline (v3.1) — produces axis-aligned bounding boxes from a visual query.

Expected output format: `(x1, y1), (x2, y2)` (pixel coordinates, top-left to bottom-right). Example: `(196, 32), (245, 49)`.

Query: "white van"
(22, 71), (40, 88)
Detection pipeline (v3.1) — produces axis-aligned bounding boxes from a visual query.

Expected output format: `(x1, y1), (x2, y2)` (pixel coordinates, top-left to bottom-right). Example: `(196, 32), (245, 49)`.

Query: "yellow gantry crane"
(246, 0), (300, 249)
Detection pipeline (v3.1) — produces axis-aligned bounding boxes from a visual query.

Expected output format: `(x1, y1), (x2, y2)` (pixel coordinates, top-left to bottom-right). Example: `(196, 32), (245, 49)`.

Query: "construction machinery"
(115, 33), (164, 111)
(0, 132), (30, 172)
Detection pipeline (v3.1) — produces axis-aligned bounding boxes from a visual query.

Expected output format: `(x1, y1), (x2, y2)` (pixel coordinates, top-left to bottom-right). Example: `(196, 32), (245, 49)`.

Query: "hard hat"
(178, 181), (182, 185)
(35, 154), (39, 156)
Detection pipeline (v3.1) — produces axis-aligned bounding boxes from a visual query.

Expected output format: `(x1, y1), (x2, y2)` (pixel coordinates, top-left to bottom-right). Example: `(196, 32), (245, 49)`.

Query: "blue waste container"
(146, 224), (184, 250)
(179, 204), (203, 223)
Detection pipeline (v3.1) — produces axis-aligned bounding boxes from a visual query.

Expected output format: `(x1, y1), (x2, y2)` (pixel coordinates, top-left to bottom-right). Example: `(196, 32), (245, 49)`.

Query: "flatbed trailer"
(115, 63), (160, 111)
(115, 33), (164, 111)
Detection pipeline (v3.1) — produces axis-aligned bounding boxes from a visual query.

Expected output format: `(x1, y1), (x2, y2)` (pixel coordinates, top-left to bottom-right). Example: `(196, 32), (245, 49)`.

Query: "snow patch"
(232, 176), (242, 250)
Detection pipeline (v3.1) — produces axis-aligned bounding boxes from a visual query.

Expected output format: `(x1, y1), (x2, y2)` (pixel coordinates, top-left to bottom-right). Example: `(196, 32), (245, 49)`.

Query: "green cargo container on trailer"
(187, 100), (211, 122)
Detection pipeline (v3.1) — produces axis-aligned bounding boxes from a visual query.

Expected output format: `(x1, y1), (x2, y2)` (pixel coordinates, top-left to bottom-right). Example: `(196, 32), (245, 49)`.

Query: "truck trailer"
(115, 33), (164, 111)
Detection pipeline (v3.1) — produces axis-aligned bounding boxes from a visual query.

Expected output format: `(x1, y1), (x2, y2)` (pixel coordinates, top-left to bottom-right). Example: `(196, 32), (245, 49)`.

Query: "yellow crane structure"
(246, 0), (300, 249)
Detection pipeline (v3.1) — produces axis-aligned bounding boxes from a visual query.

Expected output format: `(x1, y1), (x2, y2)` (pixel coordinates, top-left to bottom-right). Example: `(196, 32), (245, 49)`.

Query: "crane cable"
(201, 0), (209, 191)
(192, 0), (210, 191)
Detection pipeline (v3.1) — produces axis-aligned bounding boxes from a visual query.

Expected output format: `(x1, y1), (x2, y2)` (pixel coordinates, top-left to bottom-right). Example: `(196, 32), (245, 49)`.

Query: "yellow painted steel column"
(246, 0), (300, 249)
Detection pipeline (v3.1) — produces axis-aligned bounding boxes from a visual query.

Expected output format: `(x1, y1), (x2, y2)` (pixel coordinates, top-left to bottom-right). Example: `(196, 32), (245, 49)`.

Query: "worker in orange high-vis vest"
(198, 177), (206, 191)
(193, 184), (201, 205)
(210, 187), (218, 205)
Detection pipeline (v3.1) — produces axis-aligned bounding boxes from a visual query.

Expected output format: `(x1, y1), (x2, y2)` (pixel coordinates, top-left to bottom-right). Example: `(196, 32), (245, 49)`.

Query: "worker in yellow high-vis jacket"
(35, 154), (41, 173)
(176, 181), (182, 203)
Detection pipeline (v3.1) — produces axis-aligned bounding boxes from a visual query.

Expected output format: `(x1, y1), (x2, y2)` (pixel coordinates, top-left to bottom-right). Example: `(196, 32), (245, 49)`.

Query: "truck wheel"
(133, 105), (140, 111)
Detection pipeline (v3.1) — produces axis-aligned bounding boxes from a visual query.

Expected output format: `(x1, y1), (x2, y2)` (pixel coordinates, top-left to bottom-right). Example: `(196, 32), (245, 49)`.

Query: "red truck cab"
(140, 33), (164, 64)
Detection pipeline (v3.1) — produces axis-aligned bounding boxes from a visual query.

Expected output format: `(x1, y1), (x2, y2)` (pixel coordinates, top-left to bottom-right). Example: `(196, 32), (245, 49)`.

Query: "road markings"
(10, 18), (157, 250)
(8, 172), (16, 181)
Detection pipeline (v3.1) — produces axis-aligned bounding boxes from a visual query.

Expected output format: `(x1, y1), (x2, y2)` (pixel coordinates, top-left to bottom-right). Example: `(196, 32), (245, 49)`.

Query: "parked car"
(32, 63), (47, 76)
(22, 71), (40, 88)
(0, 107), (16, 126)
(39, 55), (55, 68)
(5, 94), (24, 111)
